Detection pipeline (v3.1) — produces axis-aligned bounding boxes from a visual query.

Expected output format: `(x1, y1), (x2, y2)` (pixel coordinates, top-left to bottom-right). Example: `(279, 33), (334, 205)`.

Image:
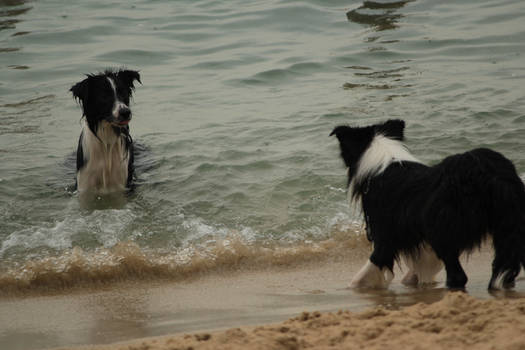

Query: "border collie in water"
(331, 119), (525, 290)
(70, 69), (141, 194)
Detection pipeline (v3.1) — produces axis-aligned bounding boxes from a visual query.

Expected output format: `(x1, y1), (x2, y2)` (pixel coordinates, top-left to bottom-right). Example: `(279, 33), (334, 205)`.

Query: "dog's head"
(70, 69), (141, 134)
(330, 119), (405, 169)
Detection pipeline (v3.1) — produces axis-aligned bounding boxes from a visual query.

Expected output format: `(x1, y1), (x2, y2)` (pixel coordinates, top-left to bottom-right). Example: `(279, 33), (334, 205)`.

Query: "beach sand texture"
(3, 247), (525, 350)
(2, 0), (525, 349)
(70, 292), (525, 350)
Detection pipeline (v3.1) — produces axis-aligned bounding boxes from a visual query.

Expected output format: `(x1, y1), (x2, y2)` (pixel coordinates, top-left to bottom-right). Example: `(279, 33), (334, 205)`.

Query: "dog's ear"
(330, 125), (374, 168)
(376, 119), (405, 140)
(330, 125), (373, 142)
(70, 78), (89, 108)
(329, 125), (351, 140)
(118, 70), (142, 91)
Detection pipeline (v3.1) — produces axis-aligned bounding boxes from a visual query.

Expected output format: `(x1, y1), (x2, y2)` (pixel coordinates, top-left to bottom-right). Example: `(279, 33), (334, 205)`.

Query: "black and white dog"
(70, 69), (141, 194)
(331, 119), (525, 290)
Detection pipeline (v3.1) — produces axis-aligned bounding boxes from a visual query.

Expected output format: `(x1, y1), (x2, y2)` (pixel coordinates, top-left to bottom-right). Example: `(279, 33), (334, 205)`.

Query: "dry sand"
(72, 292), (525, 350)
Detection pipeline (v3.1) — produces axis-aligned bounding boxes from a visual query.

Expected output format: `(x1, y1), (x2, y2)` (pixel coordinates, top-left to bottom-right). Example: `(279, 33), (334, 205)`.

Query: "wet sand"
(74, 292), (525, 350)
(1, 248), (525, 350)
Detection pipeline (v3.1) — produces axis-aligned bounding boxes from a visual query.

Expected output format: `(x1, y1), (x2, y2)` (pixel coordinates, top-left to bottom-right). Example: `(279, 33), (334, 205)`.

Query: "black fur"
(70, 69), (141, 138)
(331, 119), (525, 289)
(71, 69), (141, 190)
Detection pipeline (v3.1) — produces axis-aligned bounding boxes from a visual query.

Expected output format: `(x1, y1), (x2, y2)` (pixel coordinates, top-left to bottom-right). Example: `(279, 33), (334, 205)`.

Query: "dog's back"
(332, 120), (525, 289)
(426, 148), (525, 288)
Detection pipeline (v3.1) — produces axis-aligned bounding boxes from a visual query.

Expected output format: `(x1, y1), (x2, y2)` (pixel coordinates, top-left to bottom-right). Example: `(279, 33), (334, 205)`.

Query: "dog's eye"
(117, 87), (130, 97)
(117, 91), (130, 102)
(96, 95), (113, 104)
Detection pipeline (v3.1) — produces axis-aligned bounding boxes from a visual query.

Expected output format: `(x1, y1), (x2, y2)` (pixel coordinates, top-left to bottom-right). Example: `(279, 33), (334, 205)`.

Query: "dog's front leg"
(349, 259), (393, 289)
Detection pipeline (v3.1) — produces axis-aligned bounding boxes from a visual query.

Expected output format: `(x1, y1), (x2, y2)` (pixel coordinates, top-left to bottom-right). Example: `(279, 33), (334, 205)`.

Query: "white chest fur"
(76, 121), (130, 194)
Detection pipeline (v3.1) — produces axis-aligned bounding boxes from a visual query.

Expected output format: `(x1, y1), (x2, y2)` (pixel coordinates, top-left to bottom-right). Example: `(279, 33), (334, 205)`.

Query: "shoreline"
(67, 292), (525, 350)
(0, 234), (369, 296)
(2, 248), (525, 350)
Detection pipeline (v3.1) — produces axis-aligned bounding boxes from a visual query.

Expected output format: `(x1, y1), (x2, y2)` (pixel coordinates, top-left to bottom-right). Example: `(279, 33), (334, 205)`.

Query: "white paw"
(349, 260), (393, 289)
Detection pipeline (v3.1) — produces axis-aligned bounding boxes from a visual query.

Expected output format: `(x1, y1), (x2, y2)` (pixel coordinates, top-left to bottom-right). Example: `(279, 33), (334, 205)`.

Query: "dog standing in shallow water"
(70, 69), (141, 195)
(331, 119), (525, 290)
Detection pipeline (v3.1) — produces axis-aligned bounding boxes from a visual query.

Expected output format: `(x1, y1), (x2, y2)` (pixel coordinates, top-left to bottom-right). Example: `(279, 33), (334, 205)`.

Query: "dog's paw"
(401, 271), (419, 286)
(349, 260), (392, 289)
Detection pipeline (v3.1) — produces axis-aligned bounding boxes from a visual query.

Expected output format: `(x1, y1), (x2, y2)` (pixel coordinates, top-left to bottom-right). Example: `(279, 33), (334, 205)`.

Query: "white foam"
(0, 208), (136, 258)
(328, 212), (362, 232)
(181, 217), (257, 247)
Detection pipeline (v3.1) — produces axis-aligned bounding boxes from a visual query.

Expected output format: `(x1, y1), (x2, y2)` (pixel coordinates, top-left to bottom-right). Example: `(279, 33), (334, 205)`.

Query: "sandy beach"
(2, 246), (525, 350)
(72, 292), (525, 350)
(2, 0), (525, 349)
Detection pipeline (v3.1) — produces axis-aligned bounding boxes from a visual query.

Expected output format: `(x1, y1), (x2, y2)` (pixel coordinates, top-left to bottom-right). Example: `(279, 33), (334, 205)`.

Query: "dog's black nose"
(119, 107), (131, 121)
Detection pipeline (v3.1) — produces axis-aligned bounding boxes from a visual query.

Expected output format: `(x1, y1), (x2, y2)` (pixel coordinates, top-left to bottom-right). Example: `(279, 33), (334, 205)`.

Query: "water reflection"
(0, 95), (53, 136)
(87, 288), (152, 344)
(351, 286), (449, 310)
(0, 0), (32, 58)
(0, 0), (32, 32)
(353, 283), (525, 311)
(344, 1), (413, 97)
(346, 0), (411, 31)
(78, 192), (129, 210)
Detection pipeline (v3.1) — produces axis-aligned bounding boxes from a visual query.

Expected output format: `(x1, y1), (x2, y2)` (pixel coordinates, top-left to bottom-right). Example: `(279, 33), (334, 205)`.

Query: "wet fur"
(70, 69), (141, 194)
(331, 119), (525, 290)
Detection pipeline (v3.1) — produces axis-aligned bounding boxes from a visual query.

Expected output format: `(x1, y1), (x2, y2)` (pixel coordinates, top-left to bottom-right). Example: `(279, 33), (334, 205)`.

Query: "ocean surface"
(1, 0), (525, 293)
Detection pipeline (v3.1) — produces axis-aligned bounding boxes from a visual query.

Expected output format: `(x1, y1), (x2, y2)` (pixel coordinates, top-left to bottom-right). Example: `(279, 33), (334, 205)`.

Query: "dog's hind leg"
(402, 244), (443, 286)
(489, 255), (520, 290)
(489, 234), (522, 289)
(436, 251), (467, 289)
(488, 194), (525, 289)
(485, 159), (525, 289)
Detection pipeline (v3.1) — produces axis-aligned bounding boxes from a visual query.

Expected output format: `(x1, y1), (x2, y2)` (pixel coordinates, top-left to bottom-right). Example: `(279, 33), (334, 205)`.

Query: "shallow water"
(1, 0), (525, 292)
(1, 250), (525, 350)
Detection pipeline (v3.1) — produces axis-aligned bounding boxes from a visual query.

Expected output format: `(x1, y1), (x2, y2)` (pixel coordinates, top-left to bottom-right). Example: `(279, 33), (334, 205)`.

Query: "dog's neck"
(355, 134), (419, 180)
(91, 120), (123, 147)
(350, 134), (420, 202)
(77, 120), (130, 194)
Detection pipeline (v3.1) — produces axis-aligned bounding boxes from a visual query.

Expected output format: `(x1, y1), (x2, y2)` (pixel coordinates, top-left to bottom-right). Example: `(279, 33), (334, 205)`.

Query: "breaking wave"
(0, 222), (370, 295)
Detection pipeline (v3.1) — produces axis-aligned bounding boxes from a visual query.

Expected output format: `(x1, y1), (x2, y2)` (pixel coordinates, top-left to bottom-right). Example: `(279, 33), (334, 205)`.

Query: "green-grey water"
(1, 0), (525, 292)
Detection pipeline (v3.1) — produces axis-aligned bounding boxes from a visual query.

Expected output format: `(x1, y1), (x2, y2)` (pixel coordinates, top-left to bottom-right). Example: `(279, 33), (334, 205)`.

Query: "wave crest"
(0, 226), (370, 295)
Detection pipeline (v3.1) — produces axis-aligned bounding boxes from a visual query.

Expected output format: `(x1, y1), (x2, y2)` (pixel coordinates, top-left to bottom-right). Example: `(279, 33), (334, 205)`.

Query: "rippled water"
(1, 0), (524, 292)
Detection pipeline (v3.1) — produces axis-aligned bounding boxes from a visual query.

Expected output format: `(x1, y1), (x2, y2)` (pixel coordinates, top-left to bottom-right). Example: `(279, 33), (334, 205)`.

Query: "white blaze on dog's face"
(70, 69), (141, 195)
(106, 76), (132, 125)
(70, 69), (141, 135)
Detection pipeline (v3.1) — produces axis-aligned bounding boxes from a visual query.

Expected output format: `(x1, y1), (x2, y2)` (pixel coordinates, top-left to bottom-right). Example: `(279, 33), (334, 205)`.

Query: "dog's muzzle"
(116, 106), (131, 126)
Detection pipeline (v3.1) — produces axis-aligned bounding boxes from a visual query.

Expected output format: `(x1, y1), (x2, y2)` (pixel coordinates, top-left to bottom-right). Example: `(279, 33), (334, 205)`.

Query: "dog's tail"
(488, 207), (525, 289)
(481, 149), (525, 289)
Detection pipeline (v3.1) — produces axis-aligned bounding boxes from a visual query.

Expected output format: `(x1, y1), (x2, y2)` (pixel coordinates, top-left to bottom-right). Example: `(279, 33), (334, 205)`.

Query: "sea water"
(1, 0), (525, 292)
